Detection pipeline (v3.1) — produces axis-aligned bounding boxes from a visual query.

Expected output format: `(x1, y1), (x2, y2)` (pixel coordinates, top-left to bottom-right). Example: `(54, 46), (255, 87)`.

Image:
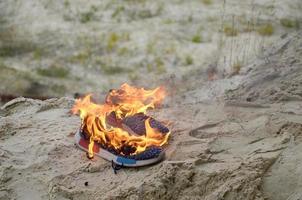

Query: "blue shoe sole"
(75, 130), (165, 167)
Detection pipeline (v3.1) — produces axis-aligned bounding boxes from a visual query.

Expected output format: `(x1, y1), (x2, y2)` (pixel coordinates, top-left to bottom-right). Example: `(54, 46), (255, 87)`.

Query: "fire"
(72, 83), (170, 158)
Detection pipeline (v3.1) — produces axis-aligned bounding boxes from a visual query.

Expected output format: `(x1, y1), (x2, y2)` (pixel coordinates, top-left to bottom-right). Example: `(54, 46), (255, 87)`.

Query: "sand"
(1, 0), (302, 97)
(1, 32), (302, 200)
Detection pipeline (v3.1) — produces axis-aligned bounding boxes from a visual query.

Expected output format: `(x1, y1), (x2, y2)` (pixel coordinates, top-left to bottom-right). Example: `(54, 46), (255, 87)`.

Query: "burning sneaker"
(75, 114), (169, 167)
(72, 84), (171, 167)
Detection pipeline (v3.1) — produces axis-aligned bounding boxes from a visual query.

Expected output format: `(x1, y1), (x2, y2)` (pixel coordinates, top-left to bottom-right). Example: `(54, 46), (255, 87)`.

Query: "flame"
(72, 83), (170, 158)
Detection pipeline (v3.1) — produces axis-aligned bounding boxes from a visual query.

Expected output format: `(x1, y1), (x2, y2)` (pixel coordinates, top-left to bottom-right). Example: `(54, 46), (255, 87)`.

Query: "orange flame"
(72, 83), (170, 158)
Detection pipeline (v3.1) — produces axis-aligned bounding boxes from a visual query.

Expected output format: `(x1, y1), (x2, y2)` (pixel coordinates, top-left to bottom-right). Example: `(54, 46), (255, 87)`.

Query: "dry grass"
(231, 60), (242, 75)
(201, 0), (213, 5)
(107, 32), (130, 52)
(223, 25), (238, 37)
(280, 18), (299, 28)
(69, 50), (91, 64)
(192, 34), (202, 43)
(79, 6), (98, 23)
(37, 64), (69, 78)
(117, 47), (129, 56)
(257, 23), (274, 36)
(155, 57), (166, 74)
(185, 55), (194, 65)
(112, 6), (125, 18)
(101, 65), (128, 75)
(64, 0), (69, 7)
(146, 57), (166, 74)
(107, 33), (119, 51)
(33, 48), (45, 60)
(0, 28), (36, 57)
(80, 11), (94, 23)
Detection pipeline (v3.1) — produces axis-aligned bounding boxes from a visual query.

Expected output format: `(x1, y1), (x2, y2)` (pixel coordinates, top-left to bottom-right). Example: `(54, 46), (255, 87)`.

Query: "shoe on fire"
(75, 113), (170, 167)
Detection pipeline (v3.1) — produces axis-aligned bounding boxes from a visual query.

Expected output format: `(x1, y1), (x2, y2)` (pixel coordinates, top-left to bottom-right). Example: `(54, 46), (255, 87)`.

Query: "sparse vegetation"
(155, 57), (166, 74)
(125, 0), (147, 3)
(37, 64), (69, 78)
(112, 6), (125, 18)
(0, 59), (7, 69)
(0, 61), (35, 95)
(64, 0), (69, 7)
(126, 2), (163, 20)
(63, 14), (73, 22)
(0, 28), (36, 57)
(33, 48), (44, 60)
(185, 55), (194, 65)
(70, 50), (91, 64)
(118, 47), (129, 56)
(242, 22), (255, 33)
(280, 18), (299, 28)
(80, 11), (94, 23)
(231, 60), (243, 75)
(0, 43), (36, 57)
(164, 45), (176, 54)
(257, 23), (274, 36)
(145, 57), (166, 74)
(106, 32), (130, 52)
(163, 19), (173, 24)
(51, 84), (66, 95)
(146, 41), (155, 54)
(138, 10), (153, 19)
(91, 5), (98, 12)
(0, 0), (297, 104)
(146, 63), (153, 72)
(201, 0), (213, 5)
(79, 6), (98, 23)
(156, 3), (164, 17)
(192, 34), (202, 43)
(107, 33), (119, 51)
(223, 25), (238, 36)
(101, 65), (130, 75)
(122, 32), (130, 41)
(206, 16), (218, 22)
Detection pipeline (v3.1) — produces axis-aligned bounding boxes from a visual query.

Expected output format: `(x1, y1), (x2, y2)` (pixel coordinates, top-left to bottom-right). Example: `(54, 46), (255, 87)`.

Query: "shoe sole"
(74, 130), (165, 167)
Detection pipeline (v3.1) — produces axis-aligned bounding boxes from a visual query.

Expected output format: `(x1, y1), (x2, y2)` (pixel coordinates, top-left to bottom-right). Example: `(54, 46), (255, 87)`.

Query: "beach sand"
(1, 32), (302, 200)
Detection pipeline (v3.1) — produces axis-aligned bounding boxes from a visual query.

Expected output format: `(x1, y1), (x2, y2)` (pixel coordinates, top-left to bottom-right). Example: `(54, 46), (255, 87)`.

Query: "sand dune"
(1, 32), (302, 200)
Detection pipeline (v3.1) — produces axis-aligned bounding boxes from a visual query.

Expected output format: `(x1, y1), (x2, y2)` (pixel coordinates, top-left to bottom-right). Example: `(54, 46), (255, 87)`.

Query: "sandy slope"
(1, 32), (302, 200)
(1, 0), (302, 97)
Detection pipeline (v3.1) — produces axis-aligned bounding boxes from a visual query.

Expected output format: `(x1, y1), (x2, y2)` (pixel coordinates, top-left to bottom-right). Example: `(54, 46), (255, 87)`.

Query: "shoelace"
(111, 160), (123, 174)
